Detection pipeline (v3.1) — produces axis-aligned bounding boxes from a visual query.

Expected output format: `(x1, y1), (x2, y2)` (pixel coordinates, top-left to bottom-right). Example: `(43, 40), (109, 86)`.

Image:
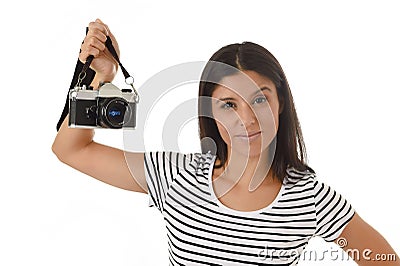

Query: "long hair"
(198, 42), (313, 181)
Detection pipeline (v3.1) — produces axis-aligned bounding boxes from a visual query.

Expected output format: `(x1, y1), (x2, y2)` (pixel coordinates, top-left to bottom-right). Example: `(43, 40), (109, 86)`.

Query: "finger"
(79, 45), (100, 62)
(82, 28), (107, 59)
(101, 23), (120, 57)
(92, 19), (118, 54)
(88, 20), (109, 36)
(87, 27), (107, 43)
(95, 18), (104, 25)
(85, 35), (106, 52)
(95, 18), (111, 37)
(101, 21), (112, 38)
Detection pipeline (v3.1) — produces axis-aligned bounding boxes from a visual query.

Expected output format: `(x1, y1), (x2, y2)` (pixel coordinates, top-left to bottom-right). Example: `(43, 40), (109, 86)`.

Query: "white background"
(1, 0), (399, 265)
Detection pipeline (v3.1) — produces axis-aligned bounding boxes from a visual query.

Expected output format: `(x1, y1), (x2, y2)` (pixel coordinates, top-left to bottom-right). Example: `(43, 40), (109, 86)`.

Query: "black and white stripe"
(144, 152), (355, 265)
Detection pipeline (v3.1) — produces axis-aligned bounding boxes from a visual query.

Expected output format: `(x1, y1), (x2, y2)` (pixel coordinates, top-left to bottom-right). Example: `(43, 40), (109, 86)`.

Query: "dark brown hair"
(198, 42), (314, 181)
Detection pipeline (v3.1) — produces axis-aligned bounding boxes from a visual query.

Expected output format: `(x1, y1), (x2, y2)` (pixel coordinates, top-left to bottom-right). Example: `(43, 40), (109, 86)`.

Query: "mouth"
(235, 131), (262, 141)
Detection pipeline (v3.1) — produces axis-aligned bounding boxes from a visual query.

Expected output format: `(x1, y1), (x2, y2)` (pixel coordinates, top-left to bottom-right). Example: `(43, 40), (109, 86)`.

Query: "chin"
(229, 136), (276, 159)
(230, 143), (265, 158)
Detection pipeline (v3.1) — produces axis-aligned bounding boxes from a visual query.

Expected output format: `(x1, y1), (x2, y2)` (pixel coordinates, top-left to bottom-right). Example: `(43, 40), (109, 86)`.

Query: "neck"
(214, 147), (276, 195)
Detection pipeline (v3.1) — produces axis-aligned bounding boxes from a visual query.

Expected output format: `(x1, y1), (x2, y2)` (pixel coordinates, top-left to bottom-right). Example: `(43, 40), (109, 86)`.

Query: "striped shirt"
(144, 151), (355, 265)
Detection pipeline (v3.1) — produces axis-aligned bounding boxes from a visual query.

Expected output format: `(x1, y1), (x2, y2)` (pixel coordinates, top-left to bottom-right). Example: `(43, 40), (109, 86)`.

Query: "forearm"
(52, 114), (94, 162)
(339, 213), (400, 265)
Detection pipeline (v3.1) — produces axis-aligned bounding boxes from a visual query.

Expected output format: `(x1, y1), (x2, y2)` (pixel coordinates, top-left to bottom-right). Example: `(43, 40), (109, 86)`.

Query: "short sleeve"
(144, 151), (193, 214)
(313, 180), (355, 242)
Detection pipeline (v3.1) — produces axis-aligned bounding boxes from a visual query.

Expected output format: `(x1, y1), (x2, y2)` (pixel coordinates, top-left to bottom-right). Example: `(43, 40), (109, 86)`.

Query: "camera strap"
(57, 28), (139, 131)
(76, 35), (139, 102)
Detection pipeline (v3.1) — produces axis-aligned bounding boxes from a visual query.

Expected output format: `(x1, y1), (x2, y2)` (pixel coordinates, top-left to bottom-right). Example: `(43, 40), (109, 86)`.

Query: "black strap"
(105, 37), (131, 80)
(78, 36), (133, 84)
(56, 29), (134, 131)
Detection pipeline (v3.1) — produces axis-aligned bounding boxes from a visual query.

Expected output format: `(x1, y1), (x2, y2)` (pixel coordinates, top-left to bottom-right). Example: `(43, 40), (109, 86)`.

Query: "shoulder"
(284, 166), (336, 195)
(144, 151), (214, 174)
(284, 166), (318, 188)
(144, 150), (193, 165)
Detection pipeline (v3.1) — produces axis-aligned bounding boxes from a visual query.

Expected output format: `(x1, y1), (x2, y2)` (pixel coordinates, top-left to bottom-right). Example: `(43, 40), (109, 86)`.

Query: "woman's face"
(211, 70), (281, 159)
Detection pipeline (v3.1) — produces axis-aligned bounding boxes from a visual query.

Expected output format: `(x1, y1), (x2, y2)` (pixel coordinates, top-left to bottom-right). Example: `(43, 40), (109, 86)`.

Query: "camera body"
(69, 82), (137, 129)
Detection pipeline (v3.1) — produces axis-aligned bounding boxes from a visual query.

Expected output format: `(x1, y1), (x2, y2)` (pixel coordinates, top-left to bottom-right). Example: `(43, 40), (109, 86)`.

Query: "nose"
(238, 102), (257, 127)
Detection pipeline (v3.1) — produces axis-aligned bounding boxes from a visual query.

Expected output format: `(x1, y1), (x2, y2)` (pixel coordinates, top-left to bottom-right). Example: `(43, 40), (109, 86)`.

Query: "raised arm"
(52, 19), (147, 193)
(337, 212), (399, 265)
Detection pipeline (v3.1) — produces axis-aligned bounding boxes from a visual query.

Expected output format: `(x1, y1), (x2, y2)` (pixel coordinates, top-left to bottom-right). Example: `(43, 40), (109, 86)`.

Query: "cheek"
(259, 102), (279, 129)
(212, 106), (237, 145)
(215, 120), (232, 145)
(254, 104), (279, 141)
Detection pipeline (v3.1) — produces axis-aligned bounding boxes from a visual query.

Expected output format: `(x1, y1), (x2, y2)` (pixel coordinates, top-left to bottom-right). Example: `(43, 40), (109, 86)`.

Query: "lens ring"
(102, 98), (131, 128)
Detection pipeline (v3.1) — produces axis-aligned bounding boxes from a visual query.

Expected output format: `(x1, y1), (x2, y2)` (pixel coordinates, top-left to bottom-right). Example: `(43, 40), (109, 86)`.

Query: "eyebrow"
(256, 86), (272, 95)
(217, 86), (272, 102)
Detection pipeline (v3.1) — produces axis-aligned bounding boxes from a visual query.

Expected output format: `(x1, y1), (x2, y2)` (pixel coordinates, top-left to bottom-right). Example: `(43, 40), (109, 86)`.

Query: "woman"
(52, 19), (399, 265)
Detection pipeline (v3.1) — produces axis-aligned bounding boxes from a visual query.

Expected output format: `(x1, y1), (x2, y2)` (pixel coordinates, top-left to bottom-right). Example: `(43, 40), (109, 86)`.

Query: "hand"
(79, 18), (120, 85)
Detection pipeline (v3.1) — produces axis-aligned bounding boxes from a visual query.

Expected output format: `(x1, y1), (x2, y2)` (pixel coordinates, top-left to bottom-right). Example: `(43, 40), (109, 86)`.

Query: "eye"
(221, 101), (236, 110)
(253, 96), (267, 104)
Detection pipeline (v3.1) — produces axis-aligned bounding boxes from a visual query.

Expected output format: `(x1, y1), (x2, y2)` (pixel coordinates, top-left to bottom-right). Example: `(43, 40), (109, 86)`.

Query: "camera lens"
(101, 98), (131, 128)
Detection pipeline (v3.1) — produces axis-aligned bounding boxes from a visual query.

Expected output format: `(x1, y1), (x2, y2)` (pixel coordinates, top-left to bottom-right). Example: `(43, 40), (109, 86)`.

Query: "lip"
(235, 131), (262, 141)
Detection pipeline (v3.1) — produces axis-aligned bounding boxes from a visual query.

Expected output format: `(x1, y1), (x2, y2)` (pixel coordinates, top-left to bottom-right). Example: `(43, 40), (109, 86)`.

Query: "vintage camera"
(69, 82), (137, 129)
